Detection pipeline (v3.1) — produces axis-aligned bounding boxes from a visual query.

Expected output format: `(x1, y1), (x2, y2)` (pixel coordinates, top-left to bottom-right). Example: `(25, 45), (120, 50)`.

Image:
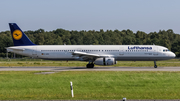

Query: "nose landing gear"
(154, 61), (157, 68)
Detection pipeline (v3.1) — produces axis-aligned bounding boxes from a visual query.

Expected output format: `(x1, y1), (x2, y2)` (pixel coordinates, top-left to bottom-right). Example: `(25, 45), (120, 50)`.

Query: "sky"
(1, 0), (180, 34)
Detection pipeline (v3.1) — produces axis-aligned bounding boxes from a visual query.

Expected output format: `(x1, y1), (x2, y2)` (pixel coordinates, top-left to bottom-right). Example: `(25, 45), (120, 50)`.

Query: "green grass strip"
(0, 59), (180, 67)
(0, 71), (180, 100)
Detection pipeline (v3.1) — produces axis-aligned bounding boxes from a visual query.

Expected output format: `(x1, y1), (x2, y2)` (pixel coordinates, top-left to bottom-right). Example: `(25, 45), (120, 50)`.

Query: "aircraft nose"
(170, 52), (176, 58)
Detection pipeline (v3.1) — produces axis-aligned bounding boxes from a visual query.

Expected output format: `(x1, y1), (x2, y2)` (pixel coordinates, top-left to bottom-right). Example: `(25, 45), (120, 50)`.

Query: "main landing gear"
(154, 61), (157, 68)
(86, 62), (94, 68)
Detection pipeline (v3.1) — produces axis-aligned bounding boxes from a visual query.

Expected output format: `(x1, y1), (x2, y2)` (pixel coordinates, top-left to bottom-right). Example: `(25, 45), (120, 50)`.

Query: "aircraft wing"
(72, 51), (100, 61)
(72, 51), (99, 57)
(71, 51), (113, 61)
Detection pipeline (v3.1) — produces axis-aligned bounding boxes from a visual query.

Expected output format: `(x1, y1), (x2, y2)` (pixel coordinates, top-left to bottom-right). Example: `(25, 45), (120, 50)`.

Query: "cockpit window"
(163, 49), (170, 52)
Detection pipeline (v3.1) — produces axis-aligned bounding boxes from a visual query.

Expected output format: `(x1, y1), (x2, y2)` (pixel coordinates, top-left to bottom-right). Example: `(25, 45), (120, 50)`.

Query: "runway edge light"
(70, 81), (74, 97)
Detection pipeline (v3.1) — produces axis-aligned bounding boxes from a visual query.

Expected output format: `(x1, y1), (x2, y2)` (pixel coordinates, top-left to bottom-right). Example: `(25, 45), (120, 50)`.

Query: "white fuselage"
(7, 45), (175, 61)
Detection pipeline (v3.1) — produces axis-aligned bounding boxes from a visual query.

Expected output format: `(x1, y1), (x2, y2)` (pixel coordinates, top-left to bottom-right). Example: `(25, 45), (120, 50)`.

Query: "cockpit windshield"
(163, 49), (170, 52)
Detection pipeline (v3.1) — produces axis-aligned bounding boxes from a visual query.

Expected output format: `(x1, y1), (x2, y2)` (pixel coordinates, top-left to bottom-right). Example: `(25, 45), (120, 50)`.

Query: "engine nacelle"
(94, 58), (117, 65)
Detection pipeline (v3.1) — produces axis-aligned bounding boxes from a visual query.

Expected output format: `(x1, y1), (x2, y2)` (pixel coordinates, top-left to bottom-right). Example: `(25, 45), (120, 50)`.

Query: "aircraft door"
(153, 46), (158, 56)
(119, 47), (124, 55)
(77, 48), (82, 52)
(32, 47), (37, 58)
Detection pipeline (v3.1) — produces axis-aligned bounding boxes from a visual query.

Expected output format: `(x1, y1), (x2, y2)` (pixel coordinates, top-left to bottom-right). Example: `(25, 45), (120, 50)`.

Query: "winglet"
(9, 23), (36, 46)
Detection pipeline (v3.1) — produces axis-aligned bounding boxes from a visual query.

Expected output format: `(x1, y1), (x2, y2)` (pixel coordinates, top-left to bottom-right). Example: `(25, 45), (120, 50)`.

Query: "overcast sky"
(1, 0), (180, 33)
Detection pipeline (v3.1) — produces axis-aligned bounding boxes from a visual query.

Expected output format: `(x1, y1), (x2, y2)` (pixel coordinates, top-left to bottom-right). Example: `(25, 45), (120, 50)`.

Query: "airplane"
(6, 23), (176, 68)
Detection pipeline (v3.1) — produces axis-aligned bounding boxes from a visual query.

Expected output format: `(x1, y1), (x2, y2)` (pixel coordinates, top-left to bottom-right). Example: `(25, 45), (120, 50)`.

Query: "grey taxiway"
(0, 66), (179, 71)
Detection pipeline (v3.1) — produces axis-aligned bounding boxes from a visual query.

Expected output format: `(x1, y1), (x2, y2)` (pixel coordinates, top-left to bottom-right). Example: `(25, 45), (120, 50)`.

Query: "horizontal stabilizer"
(6, 47), (25, 52)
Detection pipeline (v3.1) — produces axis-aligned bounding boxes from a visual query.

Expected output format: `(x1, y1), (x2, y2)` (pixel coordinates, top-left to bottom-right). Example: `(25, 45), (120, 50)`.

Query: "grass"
(0, 71), (180, 100)
(0, 58), (180, 67)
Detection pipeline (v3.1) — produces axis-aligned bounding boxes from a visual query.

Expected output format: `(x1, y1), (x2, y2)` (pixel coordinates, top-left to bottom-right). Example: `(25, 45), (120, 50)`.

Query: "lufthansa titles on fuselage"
(128, 46), (152, 50)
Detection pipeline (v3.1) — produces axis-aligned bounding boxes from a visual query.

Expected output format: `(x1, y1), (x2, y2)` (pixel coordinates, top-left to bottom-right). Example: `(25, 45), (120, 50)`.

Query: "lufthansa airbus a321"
(7, 23), (176, 68)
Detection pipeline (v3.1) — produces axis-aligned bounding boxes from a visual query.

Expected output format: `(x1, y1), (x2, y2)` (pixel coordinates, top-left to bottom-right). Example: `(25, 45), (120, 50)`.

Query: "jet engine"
(94, 58), (117, 65)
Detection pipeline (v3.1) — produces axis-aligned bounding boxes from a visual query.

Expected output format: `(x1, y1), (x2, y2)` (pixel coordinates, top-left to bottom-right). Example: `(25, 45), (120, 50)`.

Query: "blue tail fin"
(9, 23), (36, 46)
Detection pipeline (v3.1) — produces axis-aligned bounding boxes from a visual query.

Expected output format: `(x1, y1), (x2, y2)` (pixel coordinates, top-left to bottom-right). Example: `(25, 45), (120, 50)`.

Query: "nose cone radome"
(170, 52), (176, 58)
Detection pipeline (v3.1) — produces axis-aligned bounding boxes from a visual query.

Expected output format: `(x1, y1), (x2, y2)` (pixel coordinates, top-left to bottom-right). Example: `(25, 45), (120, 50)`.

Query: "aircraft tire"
(154, 65), (157, 68)
(86, 64), (94, 68)
(86, 64), (89, 68)
(91, 64), (94, 68)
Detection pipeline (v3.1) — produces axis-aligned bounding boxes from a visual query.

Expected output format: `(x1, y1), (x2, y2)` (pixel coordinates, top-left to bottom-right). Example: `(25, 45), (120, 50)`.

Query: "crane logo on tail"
(13, 30), (22, 40)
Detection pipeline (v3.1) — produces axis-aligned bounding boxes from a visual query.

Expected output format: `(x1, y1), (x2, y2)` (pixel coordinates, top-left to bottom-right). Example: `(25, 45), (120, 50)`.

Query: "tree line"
(0, 28), (180, 58)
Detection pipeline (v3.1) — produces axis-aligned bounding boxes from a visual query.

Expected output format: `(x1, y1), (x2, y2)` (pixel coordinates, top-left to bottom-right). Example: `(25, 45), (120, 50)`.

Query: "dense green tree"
(171, 40), (180, 57)
(54, 36), (63, 45)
